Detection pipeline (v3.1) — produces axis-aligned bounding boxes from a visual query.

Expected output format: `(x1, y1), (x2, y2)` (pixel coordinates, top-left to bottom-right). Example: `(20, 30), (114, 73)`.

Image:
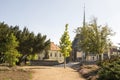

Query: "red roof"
(50, 42), (60, 51)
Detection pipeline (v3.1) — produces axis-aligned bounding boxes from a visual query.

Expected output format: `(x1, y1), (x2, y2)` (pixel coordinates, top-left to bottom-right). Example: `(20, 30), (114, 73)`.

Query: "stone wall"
(30, 60), (60, 66)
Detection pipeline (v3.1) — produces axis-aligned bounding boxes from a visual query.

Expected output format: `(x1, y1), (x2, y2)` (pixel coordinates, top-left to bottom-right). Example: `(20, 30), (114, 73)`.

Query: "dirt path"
(23, 66), (85, 80)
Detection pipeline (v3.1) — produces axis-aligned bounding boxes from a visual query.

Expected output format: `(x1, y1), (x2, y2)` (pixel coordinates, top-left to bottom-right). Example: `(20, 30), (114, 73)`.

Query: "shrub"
(98, 58), (120, 80)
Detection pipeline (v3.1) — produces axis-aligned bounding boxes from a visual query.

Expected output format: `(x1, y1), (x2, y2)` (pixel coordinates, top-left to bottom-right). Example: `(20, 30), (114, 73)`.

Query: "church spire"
(83, 4), (85, 27)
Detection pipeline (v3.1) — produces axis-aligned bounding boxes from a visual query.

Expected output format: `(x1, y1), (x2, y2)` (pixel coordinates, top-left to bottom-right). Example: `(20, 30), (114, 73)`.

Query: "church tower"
(71, 5), (86, 61)
(83, 4), (86, 27)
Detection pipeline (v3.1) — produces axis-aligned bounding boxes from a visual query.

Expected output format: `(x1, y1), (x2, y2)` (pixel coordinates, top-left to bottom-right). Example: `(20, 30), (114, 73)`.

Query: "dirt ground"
(0, 70), (31, 80)
(23, 66), (86, 80)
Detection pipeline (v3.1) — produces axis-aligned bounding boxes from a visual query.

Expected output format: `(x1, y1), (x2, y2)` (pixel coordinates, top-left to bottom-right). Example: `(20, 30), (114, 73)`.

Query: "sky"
(0, 0), (120, 46)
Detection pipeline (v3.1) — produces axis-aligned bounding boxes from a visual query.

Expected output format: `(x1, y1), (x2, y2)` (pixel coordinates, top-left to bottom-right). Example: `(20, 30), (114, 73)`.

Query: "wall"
(30, 60), (60, 66)
(48, 50), (64, 63)
(37, 50), (64, 63)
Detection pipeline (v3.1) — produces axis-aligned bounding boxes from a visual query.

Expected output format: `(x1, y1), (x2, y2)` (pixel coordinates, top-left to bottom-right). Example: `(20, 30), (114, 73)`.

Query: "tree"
(76, 24), (91, 61)
(33, 33), (50, 54)
(0, 22), (50, 65)
(4, 33), (21, 66)
(17, 28), (50, 64)
(89, 19), (113, 60)
(77, 18), (113, 61)
(0, 22), (11, 63)
(59, 24), (72, 68)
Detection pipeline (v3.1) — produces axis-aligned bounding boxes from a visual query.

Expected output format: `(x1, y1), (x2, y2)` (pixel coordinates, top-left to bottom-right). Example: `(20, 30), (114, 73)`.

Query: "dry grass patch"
(0, 66), (32, 80)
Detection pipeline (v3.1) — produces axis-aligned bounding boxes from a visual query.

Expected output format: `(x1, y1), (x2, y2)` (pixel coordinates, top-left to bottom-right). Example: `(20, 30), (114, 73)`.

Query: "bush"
(98, 58), (120, 80)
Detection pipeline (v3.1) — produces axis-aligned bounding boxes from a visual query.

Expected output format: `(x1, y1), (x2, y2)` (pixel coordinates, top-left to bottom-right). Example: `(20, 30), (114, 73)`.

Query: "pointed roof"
(49, 42), (60, 51)
(83, 4), (86, 27)
(72, 4), (86, 49)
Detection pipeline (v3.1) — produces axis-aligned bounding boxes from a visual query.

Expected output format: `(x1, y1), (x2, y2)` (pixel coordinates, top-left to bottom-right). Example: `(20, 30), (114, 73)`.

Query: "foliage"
(76, 18), (113, 60)
(4, 50), (21, 66)
(76, 24), (91, 59)
(4, 33), (21, 66)
(15, 27), (50, 64)
(60, 24), (72, 57)
(89, 19), (113, 55)
(0, 22), (50, 65)
(0, 22), (11, 63)
(59, 24), (72, 68)
(27, 54), (38, 60)
(98, 58), (120, 80)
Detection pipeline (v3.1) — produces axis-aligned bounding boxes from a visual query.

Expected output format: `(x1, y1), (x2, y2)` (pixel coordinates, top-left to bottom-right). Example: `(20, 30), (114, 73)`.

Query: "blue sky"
(0, 0), (120, 45)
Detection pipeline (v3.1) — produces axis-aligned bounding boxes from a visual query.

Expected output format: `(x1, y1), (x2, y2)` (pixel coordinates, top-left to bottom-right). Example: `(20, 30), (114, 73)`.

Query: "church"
(71, 7), (120, 62)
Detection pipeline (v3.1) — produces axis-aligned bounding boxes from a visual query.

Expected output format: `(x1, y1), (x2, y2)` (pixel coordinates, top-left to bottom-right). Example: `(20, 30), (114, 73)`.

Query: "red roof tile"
(50, 42), (60, 51)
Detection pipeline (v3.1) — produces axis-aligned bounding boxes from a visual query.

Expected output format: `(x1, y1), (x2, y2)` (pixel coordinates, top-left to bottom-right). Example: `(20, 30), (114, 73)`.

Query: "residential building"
(110, 46), (120, 58)
(38, 42), (64, 63)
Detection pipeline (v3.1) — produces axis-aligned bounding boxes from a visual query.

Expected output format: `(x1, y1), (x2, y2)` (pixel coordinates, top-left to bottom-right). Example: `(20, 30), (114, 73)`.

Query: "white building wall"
(48, 50), (64, 63)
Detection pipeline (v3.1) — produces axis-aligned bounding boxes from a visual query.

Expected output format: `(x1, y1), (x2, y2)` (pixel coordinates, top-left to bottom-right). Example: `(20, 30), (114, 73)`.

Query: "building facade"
(38, 42), (64, 63)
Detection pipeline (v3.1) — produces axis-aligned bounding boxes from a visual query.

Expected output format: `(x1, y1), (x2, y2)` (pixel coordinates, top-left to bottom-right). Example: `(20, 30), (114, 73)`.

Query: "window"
(59, 53), (62, 57)
(50, 53), (52, 57)
(55, 53), (57, 57)
(93, 56), (94, 61)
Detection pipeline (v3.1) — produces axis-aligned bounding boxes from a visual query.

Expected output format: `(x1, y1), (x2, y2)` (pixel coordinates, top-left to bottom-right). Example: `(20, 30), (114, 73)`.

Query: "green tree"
(77, 18), (113, 61)
(0, 22), (11, 63)
(59, 24), (72, 68)
(17, 28), (50, 64)
(0, 22), (50, 65)
(76, 24), (91, 61)
(4, 33), (21, 66)
(89, 19), (113, 60)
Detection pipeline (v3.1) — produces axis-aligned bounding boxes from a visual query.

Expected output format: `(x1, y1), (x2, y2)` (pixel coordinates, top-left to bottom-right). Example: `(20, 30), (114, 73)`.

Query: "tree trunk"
(17, 54), (28, 65)
(99, 54), (103, 61)
(64, 57), (66, 68)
